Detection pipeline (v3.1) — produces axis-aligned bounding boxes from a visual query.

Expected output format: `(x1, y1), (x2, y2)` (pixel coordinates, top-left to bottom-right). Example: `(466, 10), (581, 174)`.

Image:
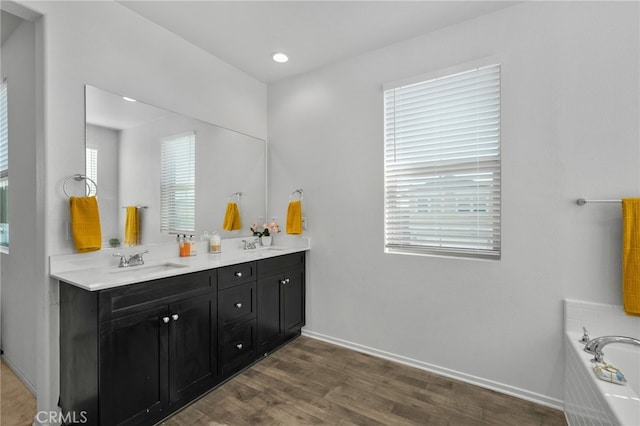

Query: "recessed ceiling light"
(272, 52), (289, 63)
(122, 96), (137, 102)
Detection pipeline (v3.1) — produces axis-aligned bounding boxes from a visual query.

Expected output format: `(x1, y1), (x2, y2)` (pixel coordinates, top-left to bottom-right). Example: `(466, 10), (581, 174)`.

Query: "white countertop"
(50, 236), (310, 291)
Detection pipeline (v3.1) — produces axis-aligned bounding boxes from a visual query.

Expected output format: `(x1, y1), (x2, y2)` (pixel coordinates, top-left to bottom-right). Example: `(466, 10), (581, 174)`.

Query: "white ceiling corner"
(118, 1), (519, 84)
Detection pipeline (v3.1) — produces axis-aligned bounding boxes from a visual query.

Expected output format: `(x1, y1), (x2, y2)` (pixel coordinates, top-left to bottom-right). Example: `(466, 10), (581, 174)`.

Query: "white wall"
(86, 124), (119, 246)
(0, 17), (38, 394)
(268, 1), (639, 406)
(18, 0), (267, 420)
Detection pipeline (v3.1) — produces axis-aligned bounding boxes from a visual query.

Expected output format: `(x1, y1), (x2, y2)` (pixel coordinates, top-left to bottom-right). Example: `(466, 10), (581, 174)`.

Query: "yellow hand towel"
(124, 206), (140, 246)
(286, 200), (302, 235)
(222, 202), (242, 231)
(70, 196), (102, 253)
(622, 198), (640, 316)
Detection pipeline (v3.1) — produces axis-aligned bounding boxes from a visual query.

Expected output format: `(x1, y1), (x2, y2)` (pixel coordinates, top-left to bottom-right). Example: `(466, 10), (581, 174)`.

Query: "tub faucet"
(584, 335), (640, 363)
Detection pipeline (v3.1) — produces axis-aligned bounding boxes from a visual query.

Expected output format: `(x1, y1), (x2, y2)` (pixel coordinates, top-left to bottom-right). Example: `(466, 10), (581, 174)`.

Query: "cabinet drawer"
(218, 282), (255, 325)
(218, 262), (256, 290)
(99, 271), (214, 323)
(220, 319), (255, 371)
(257, 252), (305, 278)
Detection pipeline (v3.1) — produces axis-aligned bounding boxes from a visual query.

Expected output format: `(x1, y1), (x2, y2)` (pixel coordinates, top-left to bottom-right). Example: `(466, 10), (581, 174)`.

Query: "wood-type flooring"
(163, 336), (567, 426)
(1, 359), (36, 426)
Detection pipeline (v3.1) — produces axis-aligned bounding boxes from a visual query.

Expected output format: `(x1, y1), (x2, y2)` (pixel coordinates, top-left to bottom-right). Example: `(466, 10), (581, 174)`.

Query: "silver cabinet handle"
(172, 314), (179, 321)
(235, 302), (242, 308)
(234, 272), (242, 277)
(236, 343), (243, 350)
(281, 278), (290, 285)
(162, 316), (170, 323)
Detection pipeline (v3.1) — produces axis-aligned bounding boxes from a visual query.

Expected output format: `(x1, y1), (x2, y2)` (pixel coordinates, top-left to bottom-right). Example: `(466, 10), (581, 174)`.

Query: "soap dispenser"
(180, 234), (189, 257)
(189, 235), (197, 256)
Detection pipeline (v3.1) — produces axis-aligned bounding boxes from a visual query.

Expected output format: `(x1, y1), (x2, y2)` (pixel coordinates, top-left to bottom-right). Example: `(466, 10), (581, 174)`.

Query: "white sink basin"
(108, 262), (187, 276)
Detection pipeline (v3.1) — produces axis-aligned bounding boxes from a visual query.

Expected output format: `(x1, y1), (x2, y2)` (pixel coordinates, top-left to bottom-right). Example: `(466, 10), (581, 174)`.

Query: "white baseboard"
(301, 329), (564, 411)
(1, 353), (36, 395)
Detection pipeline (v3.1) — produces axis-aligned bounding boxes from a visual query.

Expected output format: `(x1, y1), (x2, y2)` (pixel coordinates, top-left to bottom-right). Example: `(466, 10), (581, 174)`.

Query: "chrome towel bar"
(576, 198), (620, 205)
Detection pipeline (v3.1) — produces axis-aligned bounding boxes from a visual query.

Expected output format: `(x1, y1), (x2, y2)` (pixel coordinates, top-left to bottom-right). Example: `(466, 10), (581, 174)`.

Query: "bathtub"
(565, 300), (640, 426)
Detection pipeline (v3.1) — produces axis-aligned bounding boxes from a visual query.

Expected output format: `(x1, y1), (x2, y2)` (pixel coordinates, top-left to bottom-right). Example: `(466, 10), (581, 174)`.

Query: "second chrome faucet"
(113, 249), (149, 267)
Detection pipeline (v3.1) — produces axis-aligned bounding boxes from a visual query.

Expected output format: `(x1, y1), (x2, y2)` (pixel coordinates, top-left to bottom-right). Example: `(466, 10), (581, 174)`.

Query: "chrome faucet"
(584, 335), (640, 363)
(242, 238), (259, 250)
(113, 249), (149, 267)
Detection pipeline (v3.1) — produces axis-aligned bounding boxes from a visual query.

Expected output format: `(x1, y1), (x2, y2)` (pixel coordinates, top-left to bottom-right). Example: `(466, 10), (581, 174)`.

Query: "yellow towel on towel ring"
(124, 206), (140, 246)
(222, 202), (242, 231)
(286, 200), (302, 235)
(70, 196), (102, 253)
(622, 198), (640, 316)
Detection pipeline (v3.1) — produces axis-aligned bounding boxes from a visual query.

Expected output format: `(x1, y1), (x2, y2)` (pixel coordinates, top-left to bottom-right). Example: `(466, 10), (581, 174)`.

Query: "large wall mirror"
(85, 85), (266, 247)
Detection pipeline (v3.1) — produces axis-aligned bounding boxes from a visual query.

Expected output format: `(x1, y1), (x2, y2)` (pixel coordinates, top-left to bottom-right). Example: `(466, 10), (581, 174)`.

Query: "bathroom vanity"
(54, 243), (307, 426)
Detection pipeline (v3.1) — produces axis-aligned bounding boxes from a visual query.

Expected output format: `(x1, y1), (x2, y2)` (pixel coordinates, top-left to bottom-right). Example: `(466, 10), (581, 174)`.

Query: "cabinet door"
(169, 294), (217, 403)
(99, 306), (169, 426)
(256, 275), (282, 353)
(282, 267), (305, 334)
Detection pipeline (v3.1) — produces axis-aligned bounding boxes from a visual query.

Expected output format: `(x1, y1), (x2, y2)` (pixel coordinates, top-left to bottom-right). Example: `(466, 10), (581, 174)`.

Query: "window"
(0, 80), (8, 248)
(85, 147), (98, 196)
(161, 132), (195, 235)
(383, 64), (501, 259)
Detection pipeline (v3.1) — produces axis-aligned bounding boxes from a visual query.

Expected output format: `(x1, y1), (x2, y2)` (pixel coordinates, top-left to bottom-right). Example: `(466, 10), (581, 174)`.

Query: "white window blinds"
(0, 80), (7, 179)
(384, 64), (501, 259)
(161, 132), (195, 235)
(0, 80), (8, 248)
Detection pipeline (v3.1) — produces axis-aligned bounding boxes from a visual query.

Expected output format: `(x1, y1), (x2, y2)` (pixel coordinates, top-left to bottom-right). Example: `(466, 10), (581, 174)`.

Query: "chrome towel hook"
(63, 174), (98, 198)
(289, 189), (303, 201)
(228, 192), (242, 202)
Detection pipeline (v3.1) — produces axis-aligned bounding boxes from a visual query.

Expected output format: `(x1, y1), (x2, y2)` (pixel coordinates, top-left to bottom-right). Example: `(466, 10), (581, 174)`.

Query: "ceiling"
(86, 86), (174, 131)
(118, 1), (519, 84)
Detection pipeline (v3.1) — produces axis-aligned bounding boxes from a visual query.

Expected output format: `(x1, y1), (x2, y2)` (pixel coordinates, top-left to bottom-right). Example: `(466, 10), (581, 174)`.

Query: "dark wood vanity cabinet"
(257, 252), (306, 355)
(59, 251), (305, 426)
(60, 270), (217, 426)
(217, 262), (257, 376)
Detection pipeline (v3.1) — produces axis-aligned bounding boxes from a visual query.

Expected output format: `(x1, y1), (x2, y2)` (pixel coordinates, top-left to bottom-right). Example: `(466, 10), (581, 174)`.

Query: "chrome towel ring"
(289, 189), (303, 201)
(63, 174), (98, 198)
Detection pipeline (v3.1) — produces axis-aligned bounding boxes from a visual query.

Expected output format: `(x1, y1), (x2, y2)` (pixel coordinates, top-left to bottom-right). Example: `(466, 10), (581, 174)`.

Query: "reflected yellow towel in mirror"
(622, 198), (640, 316)
(286, 200), (302, 235)
(70, 196), (102, 253)
(222, 202), (242, 231)
(125, 206), (140, 246)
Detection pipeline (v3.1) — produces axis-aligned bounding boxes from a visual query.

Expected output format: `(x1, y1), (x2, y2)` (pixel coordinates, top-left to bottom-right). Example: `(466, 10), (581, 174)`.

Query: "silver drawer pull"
(234, 272), (242, 277)
(236, 343), (243, 350)
(172, 314), (179, 321)
(162, 316), (170, 324)
(234, 302), (242, 309)
(281, 278), (290, 285)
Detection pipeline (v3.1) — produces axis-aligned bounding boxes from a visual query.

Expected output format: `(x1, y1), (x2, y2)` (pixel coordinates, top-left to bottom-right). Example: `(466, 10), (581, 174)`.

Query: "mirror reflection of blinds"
(161, 132), (195, 234)
(85, 148), (98, 195)
(383, 64), (501, 259)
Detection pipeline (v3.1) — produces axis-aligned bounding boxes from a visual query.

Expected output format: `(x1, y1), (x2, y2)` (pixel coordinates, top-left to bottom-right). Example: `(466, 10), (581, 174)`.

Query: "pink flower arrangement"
(251, 221), (280, 237)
